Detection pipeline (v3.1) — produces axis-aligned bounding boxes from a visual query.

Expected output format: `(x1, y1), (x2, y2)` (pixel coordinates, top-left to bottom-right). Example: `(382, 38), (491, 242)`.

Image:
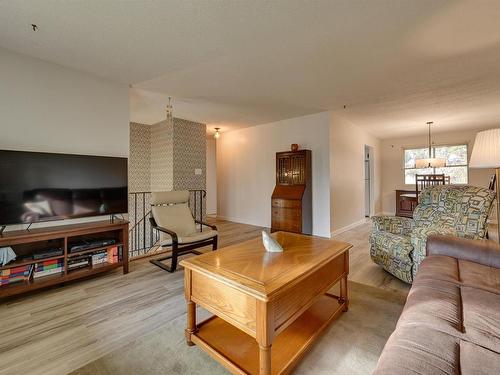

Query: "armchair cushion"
(152, 203), (197, 238)
(160, 228), (218, 246)
(151, 190), (190, 205)
(371, 216), (415, 236)
(369, 231), (414, 283)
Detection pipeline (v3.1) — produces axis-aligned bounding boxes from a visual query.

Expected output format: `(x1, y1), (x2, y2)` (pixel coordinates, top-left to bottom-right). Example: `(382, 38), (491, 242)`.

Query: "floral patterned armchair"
(370, 185), (496, 283)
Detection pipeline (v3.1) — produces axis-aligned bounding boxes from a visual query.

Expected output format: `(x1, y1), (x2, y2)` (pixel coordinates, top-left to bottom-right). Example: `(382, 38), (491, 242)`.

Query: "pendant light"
(415, 122), (446, 168)
(165, 97), (173, 121)
(214, 128), (221, 139)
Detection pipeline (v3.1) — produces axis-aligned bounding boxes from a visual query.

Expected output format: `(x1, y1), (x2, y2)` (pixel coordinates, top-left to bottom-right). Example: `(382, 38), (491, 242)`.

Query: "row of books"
(1, 264), (33, 285)
(34, 259), (64, 279)
(1, 246), (123, 285)
(90, 246), (121, 265)
(67, 246), (121, 271)
(68, 253), (90, 271)
(1, 260), (64, 285)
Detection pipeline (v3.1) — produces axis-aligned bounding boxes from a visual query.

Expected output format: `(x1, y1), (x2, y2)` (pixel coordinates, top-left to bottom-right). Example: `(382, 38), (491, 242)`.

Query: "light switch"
(195, 168), (202, 175)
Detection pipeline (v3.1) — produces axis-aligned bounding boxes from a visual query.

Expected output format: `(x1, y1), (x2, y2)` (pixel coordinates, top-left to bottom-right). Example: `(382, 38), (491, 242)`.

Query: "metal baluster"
(134, 194), (138, 253)
(143, 193), (146, 252)
(194, 192), (197, 229)
(198, 191), (202, 231)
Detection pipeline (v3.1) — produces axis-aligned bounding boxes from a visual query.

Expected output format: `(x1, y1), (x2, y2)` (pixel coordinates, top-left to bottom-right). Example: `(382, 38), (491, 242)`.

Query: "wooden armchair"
(415, 174), (446, 196)
(149, 191), (218, 273)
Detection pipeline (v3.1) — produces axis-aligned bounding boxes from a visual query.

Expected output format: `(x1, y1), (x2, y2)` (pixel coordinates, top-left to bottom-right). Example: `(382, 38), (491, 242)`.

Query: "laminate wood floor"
(0, 218), (408, 375)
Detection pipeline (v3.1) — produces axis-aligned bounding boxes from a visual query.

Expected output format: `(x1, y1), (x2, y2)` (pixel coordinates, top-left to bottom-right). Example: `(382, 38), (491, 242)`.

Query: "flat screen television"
(0, 150), (128, 226)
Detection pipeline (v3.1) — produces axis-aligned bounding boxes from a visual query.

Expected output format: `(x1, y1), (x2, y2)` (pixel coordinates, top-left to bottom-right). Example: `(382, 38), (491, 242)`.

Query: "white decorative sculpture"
(262, 231), (283, 252)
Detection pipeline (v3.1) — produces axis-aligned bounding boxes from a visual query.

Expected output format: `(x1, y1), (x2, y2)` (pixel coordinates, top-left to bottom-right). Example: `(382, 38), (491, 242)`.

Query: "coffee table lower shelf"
(191, 294), (345, 375)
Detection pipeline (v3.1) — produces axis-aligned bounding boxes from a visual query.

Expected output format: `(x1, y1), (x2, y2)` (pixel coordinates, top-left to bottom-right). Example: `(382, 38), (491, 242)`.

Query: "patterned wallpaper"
(128, 117), (207, 222)
(150, 120), (174, 191)
(129, 122), (151, 193)
(129, 122), (151, 253)
(173, 118), (207, 220)
(173, 118), (206, 191)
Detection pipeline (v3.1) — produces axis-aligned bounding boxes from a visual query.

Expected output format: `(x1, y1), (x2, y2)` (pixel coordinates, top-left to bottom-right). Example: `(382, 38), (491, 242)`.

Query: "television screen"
(0, 150), (128, 225)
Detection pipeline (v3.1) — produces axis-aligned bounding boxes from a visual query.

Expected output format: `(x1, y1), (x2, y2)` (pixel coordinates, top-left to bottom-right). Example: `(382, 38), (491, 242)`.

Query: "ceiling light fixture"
(415, 121), (446, 168)
(214, 128), (221, 139)
(165, 96), (173, 121)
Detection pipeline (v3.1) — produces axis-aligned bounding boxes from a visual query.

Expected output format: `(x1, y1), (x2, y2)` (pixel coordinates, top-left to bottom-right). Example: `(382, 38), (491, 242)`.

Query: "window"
(404, 144), (468, 184)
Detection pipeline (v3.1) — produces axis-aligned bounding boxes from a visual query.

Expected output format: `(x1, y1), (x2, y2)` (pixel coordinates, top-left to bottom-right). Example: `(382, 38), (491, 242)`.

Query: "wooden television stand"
(0, 220), (129, 298)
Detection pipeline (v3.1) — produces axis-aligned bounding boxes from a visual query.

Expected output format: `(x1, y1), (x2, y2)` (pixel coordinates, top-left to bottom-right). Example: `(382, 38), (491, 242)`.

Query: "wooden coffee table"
(180, 231), (351, 375)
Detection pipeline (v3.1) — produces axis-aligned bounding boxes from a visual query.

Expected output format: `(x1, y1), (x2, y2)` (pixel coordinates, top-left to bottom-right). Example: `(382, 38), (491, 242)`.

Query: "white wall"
(381, 128), (495, 214)
(0, 48), (129, 230)
(217, 112), (331, 237)
(206, 138), (217, 215)
(330, 114), (382, 234)
(0, 48), (129, 156)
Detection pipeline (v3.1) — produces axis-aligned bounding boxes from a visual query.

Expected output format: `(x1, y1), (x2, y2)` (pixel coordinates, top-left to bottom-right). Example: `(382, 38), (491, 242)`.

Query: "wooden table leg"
(256, 300), (273, 375)
(259, 344), (272, 375)
(184, 270), (196, 346)
(185, 301), (196, 346)
(340, 274), (348, 312)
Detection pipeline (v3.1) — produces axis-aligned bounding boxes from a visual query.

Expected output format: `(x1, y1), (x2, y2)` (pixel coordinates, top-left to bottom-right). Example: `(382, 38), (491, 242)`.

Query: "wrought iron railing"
(128, 190), (206, 259)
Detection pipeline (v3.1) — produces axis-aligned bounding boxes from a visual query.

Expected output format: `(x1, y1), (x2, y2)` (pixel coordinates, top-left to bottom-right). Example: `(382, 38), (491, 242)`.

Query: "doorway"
(364, 145), (374, 218)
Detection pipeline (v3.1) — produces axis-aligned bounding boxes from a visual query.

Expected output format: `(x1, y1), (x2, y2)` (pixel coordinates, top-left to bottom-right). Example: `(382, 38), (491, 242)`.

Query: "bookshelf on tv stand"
(0, 219), (129, 298)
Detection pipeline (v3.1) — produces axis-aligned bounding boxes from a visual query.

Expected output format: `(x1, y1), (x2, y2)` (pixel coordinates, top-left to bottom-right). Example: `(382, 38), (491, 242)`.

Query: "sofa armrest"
(427, 235), (500, 268)
(371, 216), (415, 236)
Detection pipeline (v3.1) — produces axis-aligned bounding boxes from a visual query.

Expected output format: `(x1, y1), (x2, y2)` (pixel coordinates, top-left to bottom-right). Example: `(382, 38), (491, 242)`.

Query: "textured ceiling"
(1, 0), (500, 138)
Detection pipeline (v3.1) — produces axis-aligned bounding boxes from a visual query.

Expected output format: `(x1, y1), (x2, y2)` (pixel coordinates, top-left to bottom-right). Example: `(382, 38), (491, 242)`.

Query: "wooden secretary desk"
(271, 149), (312, 235)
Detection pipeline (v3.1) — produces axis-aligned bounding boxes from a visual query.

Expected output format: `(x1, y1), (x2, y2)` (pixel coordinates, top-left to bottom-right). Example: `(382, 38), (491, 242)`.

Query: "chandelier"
(415, 121), (446, 168)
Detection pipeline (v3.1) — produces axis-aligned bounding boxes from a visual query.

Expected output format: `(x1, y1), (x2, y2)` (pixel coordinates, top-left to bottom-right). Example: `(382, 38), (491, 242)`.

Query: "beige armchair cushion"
(160, 227), (217, 246)
(152, 203), (196, 237)
(151, 190), (190, 205)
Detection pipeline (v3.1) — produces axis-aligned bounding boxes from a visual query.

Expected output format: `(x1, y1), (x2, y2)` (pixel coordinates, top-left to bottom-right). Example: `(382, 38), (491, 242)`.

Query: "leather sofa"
(374, 235), (500, 374)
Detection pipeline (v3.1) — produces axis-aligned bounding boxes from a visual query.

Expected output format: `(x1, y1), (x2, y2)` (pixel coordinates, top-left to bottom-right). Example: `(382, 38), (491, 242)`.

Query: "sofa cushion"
(397, 278), (462, 336)
(370, 231), (413, 283)
(460, 340), (500, 375)
(374, 326), (460, 375)
(461, 286), (500, 353)
(459, 259), (500, 294)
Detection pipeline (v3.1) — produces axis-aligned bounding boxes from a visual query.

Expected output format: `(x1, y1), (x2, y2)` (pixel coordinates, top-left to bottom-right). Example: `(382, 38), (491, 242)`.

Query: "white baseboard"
(331, 218), (370, 237)
(376, 211), (395, 216)
(216, 215), (331, 238)
(215, 215), (268, 228)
